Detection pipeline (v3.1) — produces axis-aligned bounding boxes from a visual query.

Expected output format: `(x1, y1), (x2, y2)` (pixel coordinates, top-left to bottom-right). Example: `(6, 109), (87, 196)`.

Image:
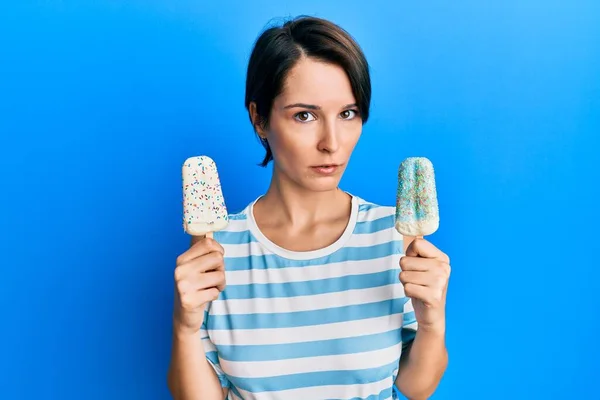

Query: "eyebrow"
(283, 103), (358, 110)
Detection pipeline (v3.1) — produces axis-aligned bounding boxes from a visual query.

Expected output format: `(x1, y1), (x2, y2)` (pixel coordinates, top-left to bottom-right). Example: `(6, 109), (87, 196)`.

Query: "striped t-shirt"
(201, 193), (418, 400)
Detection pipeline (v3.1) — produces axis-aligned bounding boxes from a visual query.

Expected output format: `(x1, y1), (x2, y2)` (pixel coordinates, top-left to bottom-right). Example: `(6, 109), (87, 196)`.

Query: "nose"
(317, 120), (340, 154)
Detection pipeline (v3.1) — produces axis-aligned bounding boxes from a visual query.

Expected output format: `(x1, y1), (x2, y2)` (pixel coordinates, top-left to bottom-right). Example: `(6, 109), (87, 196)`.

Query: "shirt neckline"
(246, 192), (359, 261)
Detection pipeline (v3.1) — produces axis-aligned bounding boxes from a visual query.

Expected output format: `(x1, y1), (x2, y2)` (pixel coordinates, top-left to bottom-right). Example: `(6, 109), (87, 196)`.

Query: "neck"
(258, 167), (351, 228)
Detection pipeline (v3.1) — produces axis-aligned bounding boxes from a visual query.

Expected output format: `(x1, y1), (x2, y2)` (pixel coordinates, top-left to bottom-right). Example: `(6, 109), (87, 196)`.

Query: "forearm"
(395, 328), (448, 400)
(167, 323), (226, 400)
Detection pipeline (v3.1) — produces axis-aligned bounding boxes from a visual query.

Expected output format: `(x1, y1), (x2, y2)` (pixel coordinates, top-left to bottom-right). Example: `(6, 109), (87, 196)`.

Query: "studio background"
(1, 1), (599, 399)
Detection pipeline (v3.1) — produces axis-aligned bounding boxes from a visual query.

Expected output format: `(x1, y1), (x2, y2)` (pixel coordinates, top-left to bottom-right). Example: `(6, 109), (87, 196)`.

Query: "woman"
(168, 15), (450, 400)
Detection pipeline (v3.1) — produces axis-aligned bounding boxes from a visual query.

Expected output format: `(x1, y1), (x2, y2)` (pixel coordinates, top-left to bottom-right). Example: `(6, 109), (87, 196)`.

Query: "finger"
(399, 271), (433, 287)
(402, 236), (416, 253)
(201, 286), (221, 302)
(179, 287), (220, 311)
(191, 232), (216, 245)
(175, 252), (224, 282)
(196, 270), (226, 291)
(199, 260), (227, 291)
(177, 237), (224, 265)
(215, 275), (226, 292)
(191, 251), (225, 273)
(403, 283), (436, 304)
(401, 257), (450, 275)
(399, 256), (432, 272)
(405, 238), (450, 263)
(207, 253), (226, 272)
(404, 237), (436, 258)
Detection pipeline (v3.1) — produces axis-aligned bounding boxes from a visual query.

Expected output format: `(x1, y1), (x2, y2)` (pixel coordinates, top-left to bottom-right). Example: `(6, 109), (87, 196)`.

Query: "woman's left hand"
(399, 237), (451, 333)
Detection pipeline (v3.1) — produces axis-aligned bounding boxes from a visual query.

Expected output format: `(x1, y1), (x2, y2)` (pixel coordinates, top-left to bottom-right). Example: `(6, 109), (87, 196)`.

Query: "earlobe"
(256, 126), (267, 141)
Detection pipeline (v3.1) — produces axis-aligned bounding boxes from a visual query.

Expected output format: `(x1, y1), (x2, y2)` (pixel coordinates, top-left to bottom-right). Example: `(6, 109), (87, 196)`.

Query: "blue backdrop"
(1, 1), (599, 399)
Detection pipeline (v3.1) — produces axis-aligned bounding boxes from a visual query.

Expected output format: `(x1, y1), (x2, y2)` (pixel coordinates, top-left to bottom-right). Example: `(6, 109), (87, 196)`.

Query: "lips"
(310, 164), (342, 175)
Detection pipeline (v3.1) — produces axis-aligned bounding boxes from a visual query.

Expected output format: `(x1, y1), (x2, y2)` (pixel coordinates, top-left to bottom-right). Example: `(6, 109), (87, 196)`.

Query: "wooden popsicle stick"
(190, 231), (213, 245)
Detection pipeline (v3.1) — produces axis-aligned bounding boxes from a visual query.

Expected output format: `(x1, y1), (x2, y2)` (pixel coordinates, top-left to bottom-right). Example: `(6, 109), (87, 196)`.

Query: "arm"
(167, 323), (229, 400)
(167, 236), (230, 400)
(395, 235), (449, 399)
(395, 327), (448, 400)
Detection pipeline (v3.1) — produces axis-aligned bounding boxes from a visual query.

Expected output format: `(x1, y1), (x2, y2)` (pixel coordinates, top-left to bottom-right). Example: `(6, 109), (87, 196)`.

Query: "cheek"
(268, 120), (313, 159)
(270, 135), (300, 163)
(340, 122), (362, 149)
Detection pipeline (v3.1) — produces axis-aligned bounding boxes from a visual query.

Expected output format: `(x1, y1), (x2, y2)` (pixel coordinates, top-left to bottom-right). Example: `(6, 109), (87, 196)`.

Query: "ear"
(249, 102), (267, 139)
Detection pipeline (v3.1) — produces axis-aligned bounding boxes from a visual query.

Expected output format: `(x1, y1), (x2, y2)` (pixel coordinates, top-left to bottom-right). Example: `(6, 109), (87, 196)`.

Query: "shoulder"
(211, 200), (254, 244)
(354, 196), (395, 218)
(352, 195), (413, 253)
(352, 195), (396, 229)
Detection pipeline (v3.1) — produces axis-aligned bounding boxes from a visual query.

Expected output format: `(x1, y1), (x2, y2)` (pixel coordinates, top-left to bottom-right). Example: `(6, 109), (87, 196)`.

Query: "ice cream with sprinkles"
(182, 155), (229, 237)
(395, 157), (440, 237)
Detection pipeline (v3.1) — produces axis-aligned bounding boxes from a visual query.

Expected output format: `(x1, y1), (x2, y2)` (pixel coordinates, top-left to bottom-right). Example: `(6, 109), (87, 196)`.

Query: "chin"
(299, 176), (342, 192)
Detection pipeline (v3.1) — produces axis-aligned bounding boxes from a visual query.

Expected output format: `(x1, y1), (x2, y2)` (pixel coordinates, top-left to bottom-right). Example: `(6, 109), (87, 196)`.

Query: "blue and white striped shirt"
(201, 194), (418, 400)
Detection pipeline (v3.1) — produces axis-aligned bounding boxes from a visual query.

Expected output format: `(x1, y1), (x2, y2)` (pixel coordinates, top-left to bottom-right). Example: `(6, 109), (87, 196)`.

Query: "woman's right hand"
(173, 236), (226, 335)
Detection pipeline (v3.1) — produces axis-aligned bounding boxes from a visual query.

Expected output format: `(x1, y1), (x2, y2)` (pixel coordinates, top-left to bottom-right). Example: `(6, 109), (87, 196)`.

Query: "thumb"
(404, 236), (425, 257)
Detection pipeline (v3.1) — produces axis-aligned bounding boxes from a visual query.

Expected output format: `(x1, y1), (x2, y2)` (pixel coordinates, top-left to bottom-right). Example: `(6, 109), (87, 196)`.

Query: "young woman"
(168, 16), (450, 400)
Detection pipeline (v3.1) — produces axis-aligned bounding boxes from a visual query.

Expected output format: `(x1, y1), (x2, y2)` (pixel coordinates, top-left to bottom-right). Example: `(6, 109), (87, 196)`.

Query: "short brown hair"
(245, 15), (372, 166)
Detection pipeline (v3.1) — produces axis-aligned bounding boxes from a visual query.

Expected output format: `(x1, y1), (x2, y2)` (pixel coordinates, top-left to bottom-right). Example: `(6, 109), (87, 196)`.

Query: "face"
(255, 57), (363, 192)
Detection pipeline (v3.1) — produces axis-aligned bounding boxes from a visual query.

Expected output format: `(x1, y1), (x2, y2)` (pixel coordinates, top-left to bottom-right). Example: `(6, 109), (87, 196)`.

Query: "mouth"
(310, 163), (343, 175)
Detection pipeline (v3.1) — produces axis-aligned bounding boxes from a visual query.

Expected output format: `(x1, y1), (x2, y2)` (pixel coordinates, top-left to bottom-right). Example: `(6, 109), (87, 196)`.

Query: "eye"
(294, 111), (316, 122)
(340, 109), (358, 120)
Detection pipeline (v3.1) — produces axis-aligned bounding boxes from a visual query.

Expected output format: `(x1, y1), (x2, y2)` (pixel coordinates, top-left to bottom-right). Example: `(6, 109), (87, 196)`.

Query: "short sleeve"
(200, 305), (231, 388)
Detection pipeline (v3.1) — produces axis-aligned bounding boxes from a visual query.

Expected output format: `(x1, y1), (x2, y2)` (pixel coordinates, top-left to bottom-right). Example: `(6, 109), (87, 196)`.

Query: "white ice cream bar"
(182, 155), (229, 236)
(395, 157), (439, 237)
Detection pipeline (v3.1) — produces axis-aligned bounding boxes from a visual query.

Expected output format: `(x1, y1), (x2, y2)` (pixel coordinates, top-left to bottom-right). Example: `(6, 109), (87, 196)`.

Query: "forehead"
(277, 57), (355, 105)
